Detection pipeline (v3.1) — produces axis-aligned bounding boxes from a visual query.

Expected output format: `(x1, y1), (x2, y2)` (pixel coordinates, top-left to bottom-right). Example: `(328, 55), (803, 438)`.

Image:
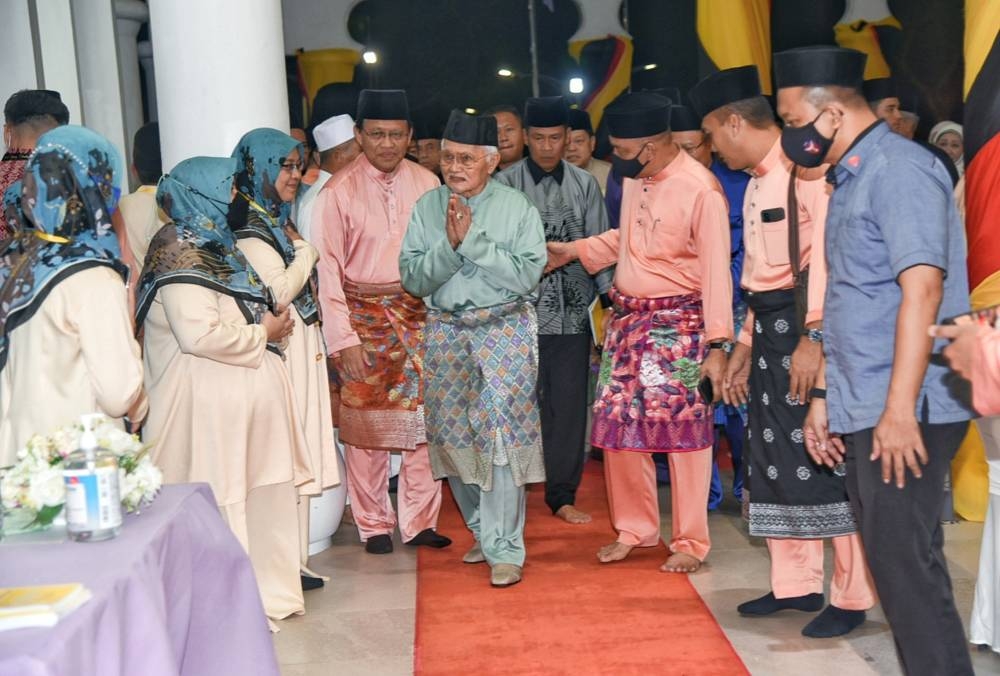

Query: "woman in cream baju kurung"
(137, 156), (312, 628)
(0, 126), (146, 466)
(232, 128), (340, 578)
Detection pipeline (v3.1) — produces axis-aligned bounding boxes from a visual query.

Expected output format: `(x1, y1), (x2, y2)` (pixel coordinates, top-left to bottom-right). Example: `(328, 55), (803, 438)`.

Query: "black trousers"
(844, 421), (973, 676)
(537, 334), (591, 513)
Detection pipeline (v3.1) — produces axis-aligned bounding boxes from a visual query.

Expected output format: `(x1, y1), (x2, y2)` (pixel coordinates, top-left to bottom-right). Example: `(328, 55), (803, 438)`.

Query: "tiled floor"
(273, 473), (1000, 675)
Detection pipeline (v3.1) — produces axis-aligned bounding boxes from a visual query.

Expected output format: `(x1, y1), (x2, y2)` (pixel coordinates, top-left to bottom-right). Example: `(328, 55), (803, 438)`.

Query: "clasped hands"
(446, 195), (472, 249)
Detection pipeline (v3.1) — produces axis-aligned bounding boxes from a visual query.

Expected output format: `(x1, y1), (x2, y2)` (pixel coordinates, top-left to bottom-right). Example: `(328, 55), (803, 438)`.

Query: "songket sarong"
(744, 288), (857, 538)
(423, 301), (545, 491)
(591, 289), (713, 453)
(333, 280), (426, 451)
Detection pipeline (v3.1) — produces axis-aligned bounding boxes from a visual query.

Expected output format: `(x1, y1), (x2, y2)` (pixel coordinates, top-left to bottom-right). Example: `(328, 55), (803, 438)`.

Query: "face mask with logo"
(781, 110), (837, 168)
(610, 143), (650, 179)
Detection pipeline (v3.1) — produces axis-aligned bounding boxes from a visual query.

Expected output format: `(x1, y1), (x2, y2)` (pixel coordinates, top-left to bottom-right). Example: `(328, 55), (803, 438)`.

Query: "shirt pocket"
(761, 222), (791, 267)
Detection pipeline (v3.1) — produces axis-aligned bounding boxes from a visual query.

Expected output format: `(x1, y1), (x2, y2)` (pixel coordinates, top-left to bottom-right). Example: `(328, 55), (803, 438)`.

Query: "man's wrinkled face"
(564, 129), (594, 168)
(356, 119), (411, 173)
(416, 139), (442, 174)
(492, 112), (524, 166)
(441, 140), (498, 197)
(672, 130), (712, 169)
(525, 125), (567, 173)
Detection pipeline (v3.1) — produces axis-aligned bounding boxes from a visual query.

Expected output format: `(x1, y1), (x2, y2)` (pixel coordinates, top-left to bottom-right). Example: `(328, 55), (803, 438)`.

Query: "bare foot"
(660, 552), (701, 573)
(597, 541), (634, 563)
(555, 505), (592, 524)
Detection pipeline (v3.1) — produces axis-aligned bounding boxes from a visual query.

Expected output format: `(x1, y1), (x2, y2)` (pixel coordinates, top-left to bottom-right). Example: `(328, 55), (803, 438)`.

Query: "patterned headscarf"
(231, 128), (319, 324)
(2, 180), (26, 237)
(0, 125), (126, 371)
(135, 156), (276, 342)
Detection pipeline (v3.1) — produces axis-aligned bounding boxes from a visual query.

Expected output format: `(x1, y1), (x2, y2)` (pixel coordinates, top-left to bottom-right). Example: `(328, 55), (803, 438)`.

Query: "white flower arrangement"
(2, 416), (162, 527)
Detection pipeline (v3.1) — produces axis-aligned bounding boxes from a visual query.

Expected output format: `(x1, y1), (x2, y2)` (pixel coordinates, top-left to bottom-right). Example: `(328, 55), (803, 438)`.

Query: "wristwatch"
(708, 340), (734, 351)
(806, 328), (824, 343)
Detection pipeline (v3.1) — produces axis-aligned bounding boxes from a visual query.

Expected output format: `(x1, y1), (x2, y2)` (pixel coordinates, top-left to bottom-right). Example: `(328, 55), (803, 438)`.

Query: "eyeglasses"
(440, 152), (487, 169)
(279, 160), (304, 173)
(362, 129), (409, 143)
(675, 138), (707, 153)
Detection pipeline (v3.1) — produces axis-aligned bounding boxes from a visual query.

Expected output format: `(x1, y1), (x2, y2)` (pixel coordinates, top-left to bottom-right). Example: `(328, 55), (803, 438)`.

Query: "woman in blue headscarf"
(137, 155), (313, 628)
(231, 128), (340, 583)
(0, 125), (146, 464)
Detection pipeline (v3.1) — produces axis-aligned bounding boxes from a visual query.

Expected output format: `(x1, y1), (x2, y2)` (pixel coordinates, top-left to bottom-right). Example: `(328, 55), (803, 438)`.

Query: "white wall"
(281, 0), (362, 53)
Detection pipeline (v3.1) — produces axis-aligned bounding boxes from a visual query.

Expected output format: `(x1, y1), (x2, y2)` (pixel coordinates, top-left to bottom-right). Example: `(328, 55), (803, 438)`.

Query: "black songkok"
(688, 66), (763, 119)
(523, 96), (569, 128)
(567, 108), (593, 135)
(862, 77), (897, 103)
(356, 89), (410, 124)
(669, 105), (702, 133)
(773, 47), (867, 91)
(413, 116), (444, 141)
(311, 83), (359, 125)
(604, 92), (672, 138)
(443, 109), (498, 147)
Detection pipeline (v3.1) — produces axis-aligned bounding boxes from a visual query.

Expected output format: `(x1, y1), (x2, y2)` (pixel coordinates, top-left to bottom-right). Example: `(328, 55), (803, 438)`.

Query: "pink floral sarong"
(591, 288), (713, 453)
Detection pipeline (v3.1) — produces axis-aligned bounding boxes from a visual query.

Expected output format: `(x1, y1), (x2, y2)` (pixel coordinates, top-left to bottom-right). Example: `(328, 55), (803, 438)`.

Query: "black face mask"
(610, 143), (649, 179)
(781, 110), (837, 168)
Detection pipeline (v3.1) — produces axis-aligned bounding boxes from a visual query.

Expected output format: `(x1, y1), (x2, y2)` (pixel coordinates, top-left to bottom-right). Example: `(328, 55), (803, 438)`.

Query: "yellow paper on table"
(589, 297), (606, 348)
(0, 583), (92, 631)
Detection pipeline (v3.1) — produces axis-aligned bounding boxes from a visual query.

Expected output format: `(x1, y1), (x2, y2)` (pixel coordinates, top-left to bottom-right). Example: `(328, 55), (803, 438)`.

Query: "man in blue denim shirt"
(774, 46), (974, 676)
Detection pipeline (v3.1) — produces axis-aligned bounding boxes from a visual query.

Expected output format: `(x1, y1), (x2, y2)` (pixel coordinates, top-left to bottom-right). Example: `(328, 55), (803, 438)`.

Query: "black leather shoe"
(365, 534), (394, 554)
(802, 606), (866, 638)
(737, 592), (824, 616)
(404, 529), (452, 548)
(300, 574), (324, 591)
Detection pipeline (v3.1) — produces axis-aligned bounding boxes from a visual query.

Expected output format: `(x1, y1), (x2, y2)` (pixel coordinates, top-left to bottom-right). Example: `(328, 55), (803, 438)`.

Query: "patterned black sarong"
(744, 289), (857, 538)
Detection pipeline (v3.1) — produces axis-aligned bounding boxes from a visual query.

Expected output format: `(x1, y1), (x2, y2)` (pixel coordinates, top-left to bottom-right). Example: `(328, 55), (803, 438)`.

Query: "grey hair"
(802, 85), (866, 109)
(440, 139), (500, 157)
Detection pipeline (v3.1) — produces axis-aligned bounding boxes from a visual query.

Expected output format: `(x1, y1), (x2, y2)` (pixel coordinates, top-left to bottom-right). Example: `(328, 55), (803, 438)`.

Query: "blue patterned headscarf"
(135, 156), (276, 339)
(2, 180), (26, 235)
(231, 128), (319, 325)
(0, 125), (126, 371)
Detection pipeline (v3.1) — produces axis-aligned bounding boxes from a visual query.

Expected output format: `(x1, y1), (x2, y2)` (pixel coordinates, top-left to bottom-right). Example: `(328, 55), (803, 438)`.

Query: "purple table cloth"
(0, 483), (279, 676)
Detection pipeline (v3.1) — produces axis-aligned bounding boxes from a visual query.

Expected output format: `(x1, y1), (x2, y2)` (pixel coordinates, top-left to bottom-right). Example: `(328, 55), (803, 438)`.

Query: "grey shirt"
(495, 158), (613, 335)
(823, 122), (973, 434)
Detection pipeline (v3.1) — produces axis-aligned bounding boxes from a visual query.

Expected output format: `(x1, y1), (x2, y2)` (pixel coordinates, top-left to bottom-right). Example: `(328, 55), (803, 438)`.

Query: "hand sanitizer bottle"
(63, 414), (122, 542)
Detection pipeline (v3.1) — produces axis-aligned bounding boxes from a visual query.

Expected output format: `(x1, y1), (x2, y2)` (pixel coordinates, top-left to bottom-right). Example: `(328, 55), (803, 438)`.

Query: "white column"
(71, 0), (129, 168)
(149, 0), (290, 171)
(114, 0), (149, 171)
(0, 1), (39, 138)
(33, 0), (83, 125)
(138, 40), (157, 122)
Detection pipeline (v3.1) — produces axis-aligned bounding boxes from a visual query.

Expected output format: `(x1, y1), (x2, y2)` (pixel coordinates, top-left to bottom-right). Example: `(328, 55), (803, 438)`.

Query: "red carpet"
(414, 463), (748, 675)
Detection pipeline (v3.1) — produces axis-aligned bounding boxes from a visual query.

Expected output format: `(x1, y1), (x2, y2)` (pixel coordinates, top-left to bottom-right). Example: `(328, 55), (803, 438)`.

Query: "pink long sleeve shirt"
(575, 149), (734, 342)
(313, 154), (439, 355)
